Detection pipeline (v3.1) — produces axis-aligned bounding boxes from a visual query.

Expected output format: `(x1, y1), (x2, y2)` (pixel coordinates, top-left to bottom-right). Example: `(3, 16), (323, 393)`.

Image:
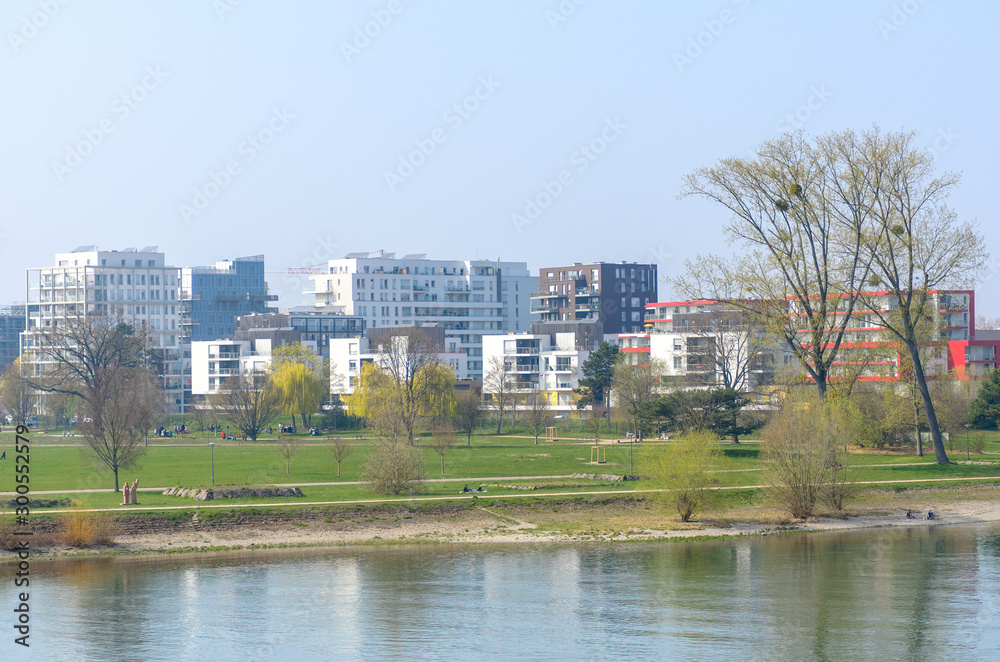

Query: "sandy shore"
(15, 497), (1000, 560)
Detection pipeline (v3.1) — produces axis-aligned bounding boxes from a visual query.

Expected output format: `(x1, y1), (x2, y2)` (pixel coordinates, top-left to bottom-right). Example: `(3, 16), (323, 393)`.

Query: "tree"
(686, 307), (773, 391)
(272, 361), (325, 429)
(430, 424), (456, 474)
(0, 357), (36, 427)
(420, 363), (458, 425)
(854, 129), (988, 464)
(276, 435), (301, 474)
(455, 391), (481, 447)
(575, 342), (621, 408)
(587, 405), (610, 443)
(372, 327), (446, 445)
(762, 394), (858, 518)
(362, 439), (420, 494)
(21, 313), (161, 491)
(210, 370), (282, 441)
(523, 392), (554, 445)
(675, 131), (878, 402)
(330, 438), (353, 477)
(611, 358), (665, 441)
(642, 430), (721, 522)
(968, 368), (1000, 429)
(271, 342), (327, 428)
(483, 355), (515, 434)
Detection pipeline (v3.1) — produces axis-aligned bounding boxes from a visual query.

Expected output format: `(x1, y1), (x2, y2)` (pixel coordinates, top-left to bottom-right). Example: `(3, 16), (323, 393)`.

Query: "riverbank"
(8, 488), (1000, 561)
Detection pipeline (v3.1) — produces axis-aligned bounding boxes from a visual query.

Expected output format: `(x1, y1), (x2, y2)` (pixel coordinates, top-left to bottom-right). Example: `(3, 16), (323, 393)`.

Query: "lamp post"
(965, 424), (971, 461)
(208, 442), (216, 486)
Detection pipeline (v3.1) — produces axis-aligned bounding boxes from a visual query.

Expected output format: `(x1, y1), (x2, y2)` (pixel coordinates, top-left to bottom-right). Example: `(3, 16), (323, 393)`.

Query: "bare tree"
(0, 357), (36, 427)
(483, 355), (515, 434)
(276, 435), (301, 475)
(361, 387), (420, 494)
(455, 390), (481, 446)
(210, 370), (282, 441)
(523, 392), (554, 445)
(854, 128), (988, 464)
(21, 313), (161, 491)
(330, 438), (353, 477)
(612, 358), (666, 441)
(588, 405), (610, 444)
(686, 307), (774, 391)
(676, 131), (878, 402)
(430, 424), (456, 474)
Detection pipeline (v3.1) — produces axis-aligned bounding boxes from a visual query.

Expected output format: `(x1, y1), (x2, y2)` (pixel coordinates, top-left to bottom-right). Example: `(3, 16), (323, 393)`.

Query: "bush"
(58, 507), (116, 547)
(971, 431), (987, 455)
(361, 440), (420, 495)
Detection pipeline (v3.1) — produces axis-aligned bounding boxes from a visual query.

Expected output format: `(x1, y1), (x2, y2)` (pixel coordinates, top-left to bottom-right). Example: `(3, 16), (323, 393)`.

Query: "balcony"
(530, 291), (565, 300)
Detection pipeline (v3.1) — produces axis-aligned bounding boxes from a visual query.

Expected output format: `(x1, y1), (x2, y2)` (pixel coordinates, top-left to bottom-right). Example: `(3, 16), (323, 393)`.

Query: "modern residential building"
(234, 306), (365, 359)
(308, 253), (534, 380)
(190, 338), (274, 396)
(0, 305), (26, 373)
(481, 321), (602, 418)
(530, 261), (658, 335)
(22, 246), (185, 412)
(180, 255), (277, 343)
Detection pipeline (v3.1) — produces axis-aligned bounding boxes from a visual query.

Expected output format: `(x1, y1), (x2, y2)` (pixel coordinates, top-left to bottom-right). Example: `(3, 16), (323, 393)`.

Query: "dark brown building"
(530, 262), (657, 335)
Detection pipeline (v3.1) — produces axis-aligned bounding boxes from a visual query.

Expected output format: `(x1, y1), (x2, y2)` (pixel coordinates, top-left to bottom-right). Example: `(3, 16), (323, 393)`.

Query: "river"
(16, 523), (1000, 660)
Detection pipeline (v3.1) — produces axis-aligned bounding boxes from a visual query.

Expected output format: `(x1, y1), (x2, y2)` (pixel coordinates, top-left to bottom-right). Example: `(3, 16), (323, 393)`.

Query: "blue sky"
(3, 1), (997, 313)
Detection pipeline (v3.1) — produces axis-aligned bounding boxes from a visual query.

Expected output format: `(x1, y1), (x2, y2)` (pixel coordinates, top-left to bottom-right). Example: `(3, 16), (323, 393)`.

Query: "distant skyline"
(3, 1), (998, 313)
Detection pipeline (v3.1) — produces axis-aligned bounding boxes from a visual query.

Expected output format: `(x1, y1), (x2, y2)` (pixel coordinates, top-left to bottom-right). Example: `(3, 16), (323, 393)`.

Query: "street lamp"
(965, 424), (971, 461)
(208, 442), (216, 486)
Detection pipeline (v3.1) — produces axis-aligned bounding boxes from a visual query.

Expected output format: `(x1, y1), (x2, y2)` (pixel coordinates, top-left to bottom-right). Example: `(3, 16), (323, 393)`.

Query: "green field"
(5, 428), (1000, 514)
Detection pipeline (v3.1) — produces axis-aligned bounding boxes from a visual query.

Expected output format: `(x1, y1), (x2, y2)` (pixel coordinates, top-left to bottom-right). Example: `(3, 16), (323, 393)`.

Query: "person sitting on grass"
(462, 484), (471, 493)
(906, 510), (915, 519)
(927, 511), (936, 520)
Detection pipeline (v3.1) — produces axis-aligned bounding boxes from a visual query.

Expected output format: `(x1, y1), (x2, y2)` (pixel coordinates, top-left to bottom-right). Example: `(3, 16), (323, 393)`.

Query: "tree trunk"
(913, 394), (923, 457)
(907, 341), (948, 464)
(114, 468), (120, 492)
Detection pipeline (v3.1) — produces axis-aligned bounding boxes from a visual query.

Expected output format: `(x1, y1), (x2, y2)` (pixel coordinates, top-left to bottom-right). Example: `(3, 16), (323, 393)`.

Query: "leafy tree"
(968, 369), (1000, 429)
(371, 327), (447, 445)
(272, 361), (325, 429)
(575, 342), (621, 408)
(642, 430), (721, 522)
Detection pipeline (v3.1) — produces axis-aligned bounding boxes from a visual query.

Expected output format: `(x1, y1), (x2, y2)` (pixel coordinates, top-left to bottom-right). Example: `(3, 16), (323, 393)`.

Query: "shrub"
(361, 440), (420, 495)
(58, 506), (116, 547)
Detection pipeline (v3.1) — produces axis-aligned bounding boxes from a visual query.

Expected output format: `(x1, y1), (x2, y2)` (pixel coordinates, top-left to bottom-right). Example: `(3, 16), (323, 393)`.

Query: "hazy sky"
(3, 1), (998, 313)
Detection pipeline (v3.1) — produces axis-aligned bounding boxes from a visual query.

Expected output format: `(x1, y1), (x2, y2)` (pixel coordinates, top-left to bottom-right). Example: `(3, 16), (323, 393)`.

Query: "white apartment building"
(329, 333), (460, 396)
(190, 338), (275, 395)
(481, 331), (594, 417)
(23, 246), (185, 412)
(308, 253), (534, 380)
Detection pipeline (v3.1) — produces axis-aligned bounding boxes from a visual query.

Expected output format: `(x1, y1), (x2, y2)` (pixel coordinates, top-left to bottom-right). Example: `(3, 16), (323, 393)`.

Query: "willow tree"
(675, 130), (876, 401)
(853, 128), (987, 464)
(271, 342), (327, 428)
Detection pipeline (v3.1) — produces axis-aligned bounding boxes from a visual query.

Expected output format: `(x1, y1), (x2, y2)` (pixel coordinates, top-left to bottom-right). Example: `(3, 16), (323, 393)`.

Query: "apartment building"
(481, 321), (602, 417)
(530, 261), (657, 335)
(308, 253), (534, 380)
(180, 255), (276, 343)
(22, 246), (185, 411)
(234, 306), (365, 360)
(329, 325), (455, 397)
(190, 338), (274, 395)
(0, 305), (26, 373)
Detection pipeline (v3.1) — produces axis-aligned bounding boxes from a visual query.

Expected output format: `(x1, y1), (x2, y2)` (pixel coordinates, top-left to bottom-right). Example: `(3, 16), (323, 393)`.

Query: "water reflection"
(24, 525), (1000, 661)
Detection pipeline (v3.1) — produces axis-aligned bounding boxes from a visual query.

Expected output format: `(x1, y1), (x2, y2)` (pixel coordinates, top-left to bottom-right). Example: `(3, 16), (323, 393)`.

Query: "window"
(631, 297), (640, 308)
(674, 356), (682, 369)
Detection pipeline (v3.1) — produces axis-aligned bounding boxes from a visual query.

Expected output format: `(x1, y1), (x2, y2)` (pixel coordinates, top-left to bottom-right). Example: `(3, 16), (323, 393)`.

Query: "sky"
(2, 1), (998, 314)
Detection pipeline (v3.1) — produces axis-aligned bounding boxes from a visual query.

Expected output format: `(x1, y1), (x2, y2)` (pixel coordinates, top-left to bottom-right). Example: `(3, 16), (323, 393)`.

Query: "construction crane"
(264, 263), (326, 275)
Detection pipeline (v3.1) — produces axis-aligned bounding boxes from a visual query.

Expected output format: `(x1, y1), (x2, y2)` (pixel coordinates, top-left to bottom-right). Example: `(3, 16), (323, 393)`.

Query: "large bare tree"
(611, 358), (666, 441)
(372, 327), (442, 445)
(675, 131), (877, 401)
(210, 370), (282, 441)
(853, 128), (988, 463)
(22, 313), (161, 491)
